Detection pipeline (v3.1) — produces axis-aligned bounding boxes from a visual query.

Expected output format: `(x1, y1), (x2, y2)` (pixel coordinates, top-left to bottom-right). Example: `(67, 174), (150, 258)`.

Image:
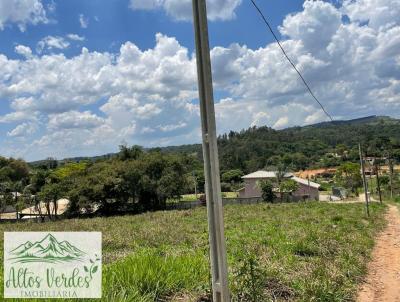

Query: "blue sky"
(0, 0), (399, 161)
(1, 0), (305, 57)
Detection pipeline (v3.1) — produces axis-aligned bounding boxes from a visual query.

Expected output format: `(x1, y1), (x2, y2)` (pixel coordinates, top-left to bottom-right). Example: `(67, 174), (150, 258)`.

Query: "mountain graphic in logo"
(9, 233), (86, 264)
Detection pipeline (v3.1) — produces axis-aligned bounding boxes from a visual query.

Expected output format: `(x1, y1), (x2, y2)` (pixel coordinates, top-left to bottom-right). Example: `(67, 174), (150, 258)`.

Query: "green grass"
(0, 202), (386, 301)
(168, 192), (238, 203)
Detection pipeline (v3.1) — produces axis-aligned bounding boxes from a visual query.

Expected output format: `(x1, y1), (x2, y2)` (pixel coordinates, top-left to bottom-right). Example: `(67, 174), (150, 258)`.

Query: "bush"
(232, 253), (266, 302)
(220, 182), (232, 192)
(259, 180), (275, 202)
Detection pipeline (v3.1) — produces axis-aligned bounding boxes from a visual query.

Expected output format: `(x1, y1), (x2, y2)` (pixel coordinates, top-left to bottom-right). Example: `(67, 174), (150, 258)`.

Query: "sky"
(0, 0), (399, 161)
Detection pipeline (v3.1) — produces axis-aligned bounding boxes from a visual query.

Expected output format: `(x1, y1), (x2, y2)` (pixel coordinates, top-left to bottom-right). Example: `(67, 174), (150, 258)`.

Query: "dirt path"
(357, 204), (400, 302)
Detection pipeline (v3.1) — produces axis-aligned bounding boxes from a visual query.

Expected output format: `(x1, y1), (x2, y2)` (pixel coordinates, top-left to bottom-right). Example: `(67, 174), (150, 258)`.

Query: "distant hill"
(30, 115), (400, 172)
(304, 115), (399, 128)
(160, 115), (400, 172)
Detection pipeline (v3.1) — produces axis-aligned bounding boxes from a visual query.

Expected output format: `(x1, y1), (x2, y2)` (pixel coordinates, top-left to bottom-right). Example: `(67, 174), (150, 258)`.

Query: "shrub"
(259, 180), (275, 202)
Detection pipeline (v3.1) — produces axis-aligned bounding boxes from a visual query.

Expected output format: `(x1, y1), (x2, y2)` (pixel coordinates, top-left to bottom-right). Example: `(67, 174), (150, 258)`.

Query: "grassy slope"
(0, 202), (386, 301)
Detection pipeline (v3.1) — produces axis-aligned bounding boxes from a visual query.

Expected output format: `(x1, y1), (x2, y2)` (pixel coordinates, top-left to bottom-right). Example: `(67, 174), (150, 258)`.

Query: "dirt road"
(357, 204), (400, 302)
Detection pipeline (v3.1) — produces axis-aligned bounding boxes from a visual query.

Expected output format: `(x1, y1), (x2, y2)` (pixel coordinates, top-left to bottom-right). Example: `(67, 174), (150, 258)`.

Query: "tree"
(222, 169), (244, 183)
(279, 179), (300, 202)
(119, 145), (143, 161)
(335, 162), (363, 194)
(38, 183), (64, 219)
(275, 164), (290, 202)
(65, 152), (190, 216)
(259, 180), (275, 203)
(30, 169), (50, 194)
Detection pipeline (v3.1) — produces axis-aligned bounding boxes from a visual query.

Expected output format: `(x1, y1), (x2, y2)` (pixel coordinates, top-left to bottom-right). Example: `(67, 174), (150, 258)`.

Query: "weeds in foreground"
(0, 202), (387, 301)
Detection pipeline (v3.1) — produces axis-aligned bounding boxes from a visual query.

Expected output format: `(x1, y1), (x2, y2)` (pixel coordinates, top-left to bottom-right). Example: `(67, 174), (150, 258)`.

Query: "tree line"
(1, 116), (400, 219)
(0, 147), (200, 219)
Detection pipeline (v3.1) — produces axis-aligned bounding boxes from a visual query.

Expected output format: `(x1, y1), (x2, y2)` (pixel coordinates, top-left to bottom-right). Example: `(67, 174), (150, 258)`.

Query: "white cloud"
(7, 122), (37, 137)
(0, 33), (199, 159)
(37, 36), (70, 53)
(129, 0), (242, 21)
(48, 111), (105, 130)
(343, 0), (400, 30)
(0, 0), (48, 31)
(158, 121), (187, 132)
(79, 14), (88, 28)
(279, 1), (342, 53)
(273, 116), (289, 129)
(15, 45), (33, 58)
(0, 111), (36, 123)
(1, 0), (400, 160)
(67, 34), (85, 41)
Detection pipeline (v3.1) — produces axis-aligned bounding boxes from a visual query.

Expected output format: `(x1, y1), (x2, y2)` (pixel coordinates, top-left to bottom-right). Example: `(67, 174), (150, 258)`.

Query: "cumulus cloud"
(37, 35), (70, 53)
(48, 111), (105, 130)
(15, 45), (33, 58)
(67, 34), (85, 41)
(0, 0), (48, 31)
(7, 122), (37, 137)
(0, 0), (400, 160)
(129, 0), (242, 21)
(0, 111), (37, 123)
(0, 33), (198, 159)
(343, 0), (400, 30)
(279, 0), (342, 53)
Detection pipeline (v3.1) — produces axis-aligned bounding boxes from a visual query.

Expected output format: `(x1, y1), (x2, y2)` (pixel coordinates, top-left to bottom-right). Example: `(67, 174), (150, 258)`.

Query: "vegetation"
(0, 202), (386, 301)
(280, 179), (300, 194)
(0, 146), (196, 218)
(335, 162), (363, 195)
(2, 116), (400, 217)
(0, 157), (30, 213)
(259, 180), (275, 202)
(0, 116), (396, 301)
(163, 116), (400, 173)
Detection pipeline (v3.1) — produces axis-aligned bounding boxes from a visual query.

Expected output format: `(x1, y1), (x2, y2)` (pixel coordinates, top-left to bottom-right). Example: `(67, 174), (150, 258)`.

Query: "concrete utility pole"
(359, 144), (370, 217)
(192, 0), (230, 301)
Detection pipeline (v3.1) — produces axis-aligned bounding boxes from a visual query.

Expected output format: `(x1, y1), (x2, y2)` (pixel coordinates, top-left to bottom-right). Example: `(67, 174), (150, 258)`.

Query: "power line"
(249, 0), (334, 122)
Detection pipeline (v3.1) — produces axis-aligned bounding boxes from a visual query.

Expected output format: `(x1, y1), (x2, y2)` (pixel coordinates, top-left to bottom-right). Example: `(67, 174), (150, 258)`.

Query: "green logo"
(4, 232), (102, 299)
(9, 233), (86, 264)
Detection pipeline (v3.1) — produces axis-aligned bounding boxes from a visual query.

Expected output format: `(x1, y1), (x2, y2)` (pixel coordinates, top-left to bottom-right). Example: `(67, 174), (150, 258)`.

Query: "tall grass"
(103, 249), (209, 301)
(0, 202), (386, 301)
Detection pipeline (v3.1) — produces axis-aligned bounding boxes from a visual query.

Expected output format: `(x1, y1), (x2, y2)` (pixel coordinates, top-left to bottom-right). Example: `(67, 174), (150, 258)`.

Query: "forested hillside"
(163, 115), (400, 173)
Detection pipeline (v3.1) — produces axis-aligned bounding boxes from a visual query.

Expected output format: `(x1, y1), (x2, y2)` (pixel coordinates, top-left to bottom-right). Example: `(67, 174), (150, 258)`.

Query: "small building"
(238, 170), (320, 201)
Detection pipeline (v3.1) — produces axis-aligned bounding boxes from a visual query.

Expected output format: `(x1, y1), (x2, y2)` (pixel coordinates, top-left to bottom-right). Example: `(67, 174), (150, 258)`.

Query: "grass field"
(0, 202), (386, 301)
(168, 192), (239, 203)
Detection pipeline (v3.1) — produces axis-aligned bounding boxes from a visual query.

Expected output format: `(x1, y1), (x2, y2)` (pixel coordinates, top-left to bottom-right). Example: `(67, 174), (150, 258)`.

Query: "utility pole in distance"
(192, 1), (230, 301)
(375, 159), (382, 204)
(359, 144), (370, 217)
(389, 156), (394, 199)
